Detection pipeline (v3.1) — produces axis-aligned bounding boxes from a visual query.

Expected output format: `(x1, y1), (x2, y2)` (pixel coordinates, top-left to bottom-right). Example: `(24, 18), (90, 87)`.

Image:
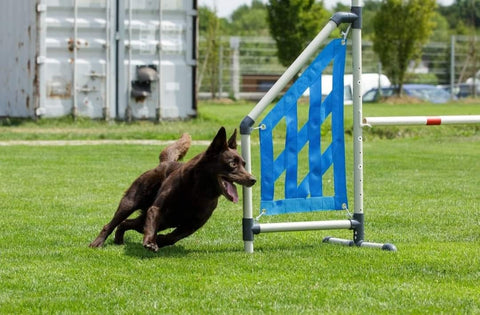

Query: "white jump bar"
(255, 220), (354, 234)
(363, 115), (480, 126)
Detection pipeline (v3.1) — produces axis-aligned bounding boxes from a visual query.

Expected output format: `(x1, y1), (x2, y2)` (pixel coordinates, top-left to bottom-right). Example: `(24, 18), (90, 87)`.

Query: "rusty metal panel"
(40, 0), (113, 118)
(120, 0), (197, 120)
(0, 0), (197, 120)
(0, 0), (38, 117)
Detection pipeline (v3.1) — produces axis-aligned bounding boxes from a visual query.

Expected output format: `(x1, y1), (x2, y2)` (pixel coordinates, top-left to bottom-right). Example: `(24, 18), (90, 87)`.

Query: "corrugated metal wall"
(0, 0), (197, 120)
(119, 0), (197, 120)
(39, 0), (112, 118)
(0, 1), (38, 117)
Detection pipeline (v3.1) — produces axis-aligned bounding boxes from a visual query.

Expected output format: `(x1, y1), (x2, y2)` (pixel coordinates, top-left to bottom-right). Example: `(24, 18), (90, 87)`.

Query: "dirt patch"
(207, 98), (236, 104)
(455, 97), (480, 104)
(382, 95), (424, 104)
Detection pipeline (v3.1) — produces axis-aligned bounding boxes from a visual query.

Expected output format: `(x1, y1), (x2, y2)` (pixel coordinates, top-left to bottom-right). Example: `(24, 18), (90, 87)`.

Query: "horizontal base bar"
(323, 237), (397, 251)
(253, 220), (356, 234)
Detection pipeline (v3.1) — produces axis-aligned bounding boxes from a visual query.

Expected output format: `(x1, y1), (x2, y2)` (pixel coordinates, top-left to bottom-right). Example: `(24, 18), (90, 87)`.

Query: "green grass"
(0, 101), (479, 314)
(1, 100), (479, 141)
(0, 101), (252, 141)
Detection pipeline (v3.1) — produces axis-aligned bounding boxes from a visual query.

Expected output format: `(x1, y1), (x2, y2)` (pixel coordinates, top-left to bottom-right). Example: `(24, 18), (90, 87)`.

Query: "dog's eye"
(229, 161), (237, 168)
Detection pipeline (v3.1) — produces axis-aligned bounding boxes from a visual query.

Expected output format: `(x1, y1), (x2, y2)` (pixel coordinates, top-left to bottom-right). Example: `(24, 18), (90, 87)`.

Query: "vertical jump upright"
(240, 0), (396, 253)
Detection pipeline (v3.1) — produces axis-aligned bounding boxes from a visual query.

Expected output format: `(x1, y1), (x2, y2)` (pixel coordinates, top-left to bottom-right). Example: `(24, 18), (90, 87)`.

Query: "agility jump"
(240, 0), (398, 253)
(239, 0), (480, 253)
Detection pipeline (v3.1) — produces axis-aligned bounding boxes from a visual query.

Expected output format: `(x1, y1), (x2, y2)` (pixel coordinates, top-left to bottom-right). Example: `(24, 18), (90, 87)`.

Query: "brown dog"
(89, 127), (256, 251)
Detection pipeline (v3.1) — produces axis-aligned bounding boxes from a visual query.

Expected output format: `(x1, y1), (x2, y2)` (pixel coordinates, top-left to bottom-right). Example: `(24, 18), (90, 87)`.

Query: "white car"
(304, 73), (391, 105)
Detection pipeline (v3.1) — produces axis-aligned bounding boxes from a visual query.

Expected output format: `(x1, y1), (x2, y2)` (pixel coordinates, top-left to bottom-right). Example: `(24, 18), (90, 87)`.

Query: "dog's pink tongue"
(225, 181), (238, 203)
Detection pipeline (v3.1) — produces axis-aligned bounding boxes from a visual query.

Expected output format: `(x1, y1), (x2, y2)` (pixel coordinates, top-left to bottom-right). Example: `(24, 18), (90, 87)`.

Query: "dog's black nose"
(247, 177), (256, 187)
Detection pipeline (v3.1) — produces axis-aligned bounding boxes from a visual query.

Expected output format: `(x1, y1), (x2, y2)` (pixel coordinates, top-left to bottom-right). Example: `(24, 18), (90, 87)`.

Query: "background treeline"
(197, 0), (480, 98)
(199, 0), (480, 40)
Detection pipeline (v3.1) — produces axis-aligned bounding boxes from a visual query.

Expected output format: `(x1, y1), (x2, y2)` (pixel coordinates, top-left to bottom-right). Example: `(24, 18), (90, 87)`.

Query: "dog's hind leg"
(89, 197), (138, 248)
(155, 225), (201, 249)
(113, 212), (146, 245)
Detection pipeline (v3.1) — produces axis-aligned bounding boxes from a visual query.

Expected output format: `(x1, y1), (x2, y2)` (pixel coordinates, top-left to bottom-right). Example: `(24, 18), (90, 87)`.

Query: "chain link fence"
(198, 35), (480, 100)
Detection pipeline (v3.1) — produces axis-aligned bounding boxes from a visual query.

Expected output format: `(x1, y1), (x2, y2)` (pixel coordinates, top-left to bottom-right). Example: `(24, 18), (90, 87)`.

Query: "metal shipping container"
(0, 0), (197, 120)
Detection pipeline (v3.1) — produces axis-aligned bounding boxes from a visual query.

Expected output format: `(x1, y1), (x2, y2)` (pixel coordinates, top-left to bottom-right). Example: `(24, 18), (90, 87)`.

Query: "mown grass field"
(0, 100), (479, 314)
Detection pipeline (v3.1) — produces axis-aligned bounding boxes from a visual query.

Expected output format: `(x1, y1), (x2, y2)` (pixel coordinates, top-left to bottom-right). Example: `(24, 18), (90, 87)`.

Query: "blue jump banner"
(259, 38), (348, 215)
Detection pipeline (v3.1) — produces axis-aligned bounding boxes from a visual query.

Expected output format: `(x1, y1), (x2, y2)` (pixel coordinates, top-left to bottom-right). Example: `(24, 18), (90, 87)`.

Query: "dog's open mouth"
(220, 177), (238, 203)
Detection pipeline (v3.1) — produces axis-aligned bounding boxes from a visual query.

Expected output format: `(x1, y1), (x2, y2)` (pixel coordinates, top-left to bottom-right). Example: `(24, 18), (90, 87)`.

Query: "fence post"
(218, 44), (223, 98)
(474, 35), (478, 98)
(378, 62), (383, 98)
(450, 35), (455, 100)
(230, 37), (240, 100)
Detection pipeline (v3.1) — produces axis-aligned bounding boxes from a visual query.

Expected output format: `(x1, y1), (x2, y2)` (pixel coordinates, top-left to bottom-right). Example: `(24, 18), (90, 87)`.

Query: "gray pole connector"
(329, 12), (358, 26)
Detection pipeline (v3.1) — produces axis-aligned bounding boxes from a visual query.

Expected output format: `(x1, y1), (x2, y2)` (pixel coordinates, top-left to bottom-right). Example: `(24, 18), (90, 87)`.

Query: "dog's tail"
(159, 133), (192, 162)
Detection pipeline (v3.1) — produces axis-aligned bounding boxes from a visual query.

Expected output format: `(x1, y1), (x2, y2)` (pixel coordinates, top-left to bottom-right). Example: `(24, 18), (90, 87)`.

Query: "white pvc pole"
(241, 133), (254, 253)
(363, 115), (480, 126)
(246, 20), (338, 122)
(352, 0), (364, 219)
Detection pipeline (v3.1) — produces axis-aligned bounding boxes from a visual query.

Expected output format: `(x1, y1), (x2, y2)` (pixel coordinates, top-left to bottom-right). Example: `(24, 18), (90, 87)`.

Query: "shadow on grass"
(122, 241), (190, 259)
(120, 240), (244, 259)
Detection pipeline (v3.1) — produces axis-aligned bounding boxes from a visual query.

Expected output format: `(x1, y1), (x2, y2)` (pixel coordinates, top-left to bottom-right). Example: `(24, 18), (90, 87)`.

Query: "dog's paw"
(143, 241), (159, 252)
(89, 239), (104, 248)
(113, 236), (124, 245)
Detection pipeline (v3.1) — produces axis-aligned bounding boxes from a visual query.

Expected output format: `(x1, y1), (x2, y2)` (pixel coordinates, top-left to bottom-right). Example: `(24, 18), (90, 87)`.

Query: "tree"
(430, 13), (450, 43)
(266, 0), (330, 68)
(373, 0), (436, 95)
(198, 7), (221, 98)
(362, 0), (382, 40)
(455, 0), (480, 28)
(230, 0), (269, 36)
(438, 0), (480, 30)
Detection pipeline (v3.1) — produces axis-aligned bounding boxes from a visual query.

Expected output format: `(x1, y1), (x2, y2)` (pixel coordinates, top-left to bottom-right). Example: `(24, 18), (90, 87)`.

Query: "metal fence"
(198, 35), (480, 100)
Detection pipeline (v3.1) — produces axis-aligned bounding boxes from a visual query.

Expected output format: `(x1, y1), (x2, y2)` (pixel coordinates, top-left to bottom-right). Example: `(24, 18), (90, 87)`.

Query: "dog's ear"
(206, 127), (228, 156)
(227, 129), (237, 149)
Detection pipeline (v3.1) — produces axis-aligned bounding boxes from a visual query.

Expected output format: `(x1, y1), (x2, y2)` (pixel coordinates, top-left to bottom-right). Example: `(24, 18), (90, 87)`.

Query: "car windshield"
(363, 88), (394, 102)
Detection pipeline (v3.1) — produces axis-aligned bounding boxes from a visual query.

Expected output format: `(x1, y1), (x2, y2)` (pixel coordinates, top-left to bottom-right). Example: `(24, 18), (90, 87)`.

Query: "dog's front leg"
(143, 205), (161, 252)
